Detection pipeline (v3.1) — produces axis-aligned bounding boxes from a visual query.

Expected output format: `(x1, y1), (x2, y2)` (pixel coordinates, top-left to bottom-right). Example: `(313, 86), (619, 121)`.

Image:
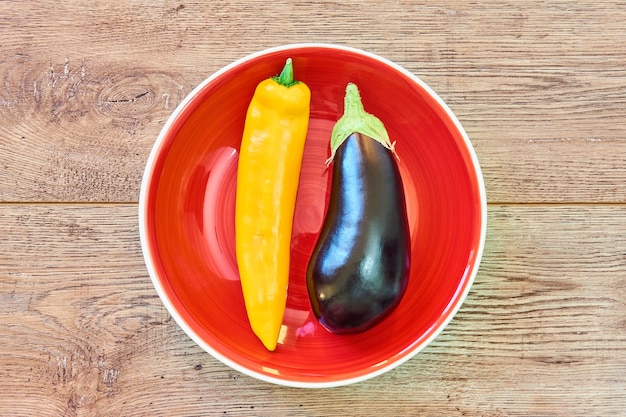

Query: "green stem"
(272, 58), (300, 88)
(327, 83), (395, 164)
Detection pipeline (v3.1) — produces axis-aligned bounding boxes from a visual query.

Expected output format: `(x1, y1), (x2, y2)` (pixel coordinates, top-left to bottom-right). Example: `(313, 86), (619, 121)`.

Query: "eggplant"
(306, 84), (411, 334)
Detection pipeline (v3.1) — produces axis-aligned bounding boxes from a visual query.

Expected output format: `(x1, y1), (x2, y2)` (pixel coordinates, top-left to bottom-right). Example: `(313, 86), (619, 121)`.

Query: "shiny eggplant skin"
(306, 132), (411, 334)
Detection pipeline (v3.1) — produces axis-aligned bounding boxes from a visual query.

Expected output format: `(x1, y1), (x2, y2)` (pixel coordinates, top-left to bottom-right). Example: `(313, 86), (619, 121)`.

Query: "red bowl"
(139, 44), (486, 387)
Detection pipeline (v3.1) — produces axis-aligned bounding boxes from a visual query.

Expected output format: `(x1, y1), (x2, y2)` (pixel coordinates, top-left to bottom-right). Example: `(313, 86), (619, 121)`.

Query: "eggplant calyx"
(326, 83), (397, 165)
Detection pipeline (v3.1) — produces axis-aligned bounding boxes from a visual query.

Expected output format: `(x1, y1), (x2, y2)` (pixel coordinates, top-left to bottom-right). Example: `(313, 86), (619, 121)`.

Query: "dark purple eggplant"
(306, 83), (411, 334)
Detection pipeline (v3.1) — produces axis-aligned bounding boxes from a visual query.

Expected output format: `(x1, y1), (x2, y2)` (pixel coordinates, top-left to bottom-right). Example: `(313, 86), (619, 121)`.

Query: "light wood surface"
(1, 1), (624, 415)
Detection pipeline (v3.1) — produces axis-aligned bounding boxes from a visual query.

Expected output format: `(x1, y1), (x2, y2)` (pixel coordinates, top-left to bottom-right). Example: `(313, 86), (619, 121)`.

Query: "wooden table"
(1, 1), (624, 415)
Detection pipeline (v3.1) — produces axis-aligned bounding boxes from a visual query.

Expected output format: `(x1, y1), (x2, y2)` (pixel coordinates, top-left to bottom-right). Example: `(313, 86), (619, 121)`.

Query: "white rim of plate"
(138, 42), (488, 388)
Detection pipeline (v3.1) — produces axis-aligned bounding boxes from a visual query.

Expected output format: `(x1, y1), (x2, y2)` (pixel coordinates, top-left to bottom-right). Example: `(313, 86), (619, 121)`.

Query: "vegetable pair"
(235, 59), (410, 351)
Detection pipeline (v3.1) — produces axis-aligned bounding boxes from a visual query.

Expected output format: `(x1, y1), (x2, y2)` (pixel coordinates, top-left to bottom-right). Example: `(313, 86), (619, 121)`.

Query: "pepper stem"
(327, 83), (396, 165)
(272, 58), (300, 88)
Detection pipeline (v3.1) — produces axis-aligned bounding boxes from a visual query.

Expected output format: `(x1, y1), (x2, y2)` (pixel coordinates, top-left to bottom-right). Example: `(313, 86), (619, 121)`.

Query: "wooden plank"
(0, 204), (624, 415)
(0, 1), (625, 203)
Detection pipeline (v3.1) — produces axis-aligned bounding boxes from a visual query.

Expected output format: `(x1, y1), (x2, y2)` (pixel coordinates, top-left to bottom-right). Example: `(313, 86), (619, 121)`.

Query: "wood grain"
(0, 204), (624, 416)
(0, 1), (625, 203)
(1, 1), (626, 416)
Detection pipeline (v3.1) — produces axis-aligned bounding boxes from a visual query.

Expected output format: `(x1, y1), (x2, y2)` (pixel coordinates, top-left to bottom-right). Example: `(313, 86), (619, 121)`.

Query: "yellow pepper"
(235, 58), (311, 351)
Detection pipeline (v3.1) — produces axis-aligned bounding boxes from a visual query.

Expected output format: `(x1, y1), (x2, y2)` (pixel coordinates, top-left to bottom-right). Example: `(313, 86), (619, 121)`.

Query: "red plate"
(139, 44), (486, 387)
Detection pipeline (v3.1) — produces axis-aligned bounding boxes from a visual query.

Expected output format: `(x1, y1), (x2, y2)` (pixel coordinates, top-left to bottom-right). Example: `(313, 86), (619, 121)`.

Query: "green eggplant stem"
(327, 83), (397, 165)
